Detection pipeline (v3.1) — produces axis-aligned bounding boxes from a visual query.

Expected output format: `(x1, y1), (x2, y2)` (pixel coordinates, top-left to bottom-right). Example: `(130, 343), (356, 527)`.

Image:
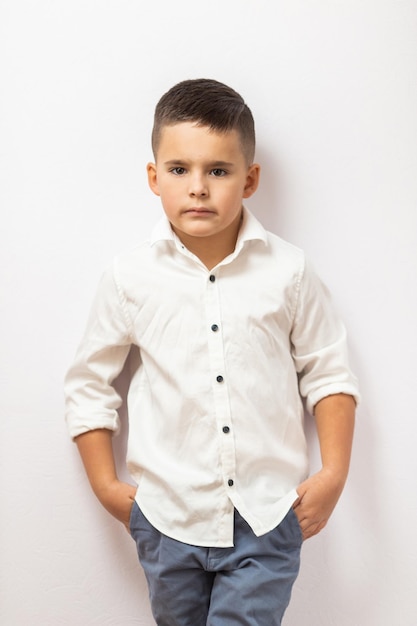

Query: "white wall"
(1, 1), (416, 624)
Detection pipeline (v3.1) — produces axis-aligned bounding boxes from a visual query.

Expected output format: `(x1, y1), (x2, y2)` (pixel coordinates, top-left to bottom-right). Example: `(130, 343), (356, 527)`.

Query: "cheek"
(223, 184), (245, 206)
(159, 186), (178, 213)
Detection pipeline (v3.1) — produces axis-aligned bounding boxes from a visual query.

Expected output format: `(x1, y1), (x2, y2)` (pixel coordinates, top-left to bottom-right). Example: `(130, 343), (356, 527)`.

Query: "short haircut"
(151, 78), (256, 164)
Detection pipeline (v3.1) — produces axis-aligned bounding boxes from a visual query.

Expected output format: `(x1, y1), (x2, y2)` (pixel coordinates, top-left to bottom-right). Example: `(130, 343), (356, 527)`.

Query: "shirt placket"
(205, 271), (237, 520)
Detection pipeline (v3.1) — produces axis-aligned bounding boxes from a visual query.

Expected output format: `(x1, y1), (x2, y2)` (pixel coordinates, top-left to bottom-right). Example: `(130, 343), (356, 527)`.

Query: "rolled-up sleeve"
(290, 259), (360, 414)
(64, 266), (133, 439)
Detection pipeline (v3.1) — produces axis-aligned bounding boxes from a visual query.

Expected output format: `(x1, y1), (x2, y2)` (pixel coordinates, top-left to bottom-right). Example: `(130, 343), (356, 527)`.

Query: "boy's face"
(147, 123), (259, 251)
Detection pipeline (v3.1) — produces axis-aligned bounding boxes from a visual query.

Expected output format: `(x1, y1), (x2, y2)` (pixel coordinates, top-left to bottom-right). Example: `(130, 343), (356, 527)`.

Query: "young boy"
(65, 78), (359, 625)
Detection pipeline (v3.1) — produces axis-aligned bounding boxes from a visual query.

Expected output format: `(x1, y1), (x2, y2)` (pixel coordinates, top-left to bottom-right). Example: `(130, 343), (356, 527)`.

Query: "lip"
(184, 207), (215, 214)
(184, 206), (214, 213)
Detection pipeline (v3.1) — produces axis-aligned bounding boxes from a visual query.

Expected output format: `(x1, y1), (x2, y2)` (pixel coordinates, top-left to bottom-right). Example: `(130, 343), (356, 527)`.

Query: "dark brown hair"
(151, 78), (255, 164)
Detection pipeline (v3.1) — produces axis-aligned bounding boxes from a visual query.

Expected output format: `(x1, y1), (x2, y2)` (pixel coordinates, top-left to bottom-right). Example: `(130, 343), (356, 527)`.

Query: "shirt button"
(216, 375), (224, 383)
(228, 479), (234, 487)
(222, 426), (230, 433)
(211, 324), (219, 332)
(209, 274), (216, 282)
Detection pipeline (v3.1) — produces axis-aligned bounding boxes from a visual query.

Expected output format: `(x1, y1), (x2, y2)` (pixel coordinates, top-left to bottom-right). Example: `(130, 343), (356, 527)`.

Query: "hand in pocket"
(97, 479), (137, 533)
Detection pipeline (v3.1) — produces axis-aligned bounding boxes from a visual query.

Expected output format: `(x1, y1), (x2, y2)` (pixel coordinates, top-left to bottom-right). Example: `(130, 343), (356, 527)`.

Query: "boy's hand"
(75, 429), (137, 533)
(293, 393), (356, 540)
(97, 479), (137, 533)
(292, 468), (345, 540)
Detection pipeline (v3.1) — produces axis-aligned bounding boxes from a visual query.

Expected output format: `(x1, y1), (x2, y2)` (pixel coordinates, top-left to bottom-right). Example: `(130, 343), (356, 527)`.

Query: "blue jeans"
(130, 504), (303, 626)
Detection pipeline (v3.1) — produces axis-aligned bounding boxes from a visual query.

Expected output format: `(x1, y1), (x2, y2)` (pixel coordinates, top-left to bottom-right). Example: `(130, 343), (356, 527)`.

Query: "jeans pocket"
(129, 502), (162, 564)
(129, 500), (139, 537)
(287, 507), (304, 545)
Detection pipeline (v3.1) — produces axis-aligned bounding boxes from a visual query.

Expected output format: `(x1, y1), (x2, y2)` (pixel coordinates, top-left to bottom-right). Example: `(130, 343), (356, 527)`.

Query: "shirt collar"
(235, 206), (268, 250)
(150, 207), (268, 249)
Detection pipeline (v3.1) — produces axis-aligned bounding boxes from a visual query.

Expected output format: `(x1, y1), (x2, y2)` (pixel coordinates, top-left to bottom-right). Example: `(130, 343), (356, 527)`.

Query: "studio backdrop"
(1, 1), (416, 624)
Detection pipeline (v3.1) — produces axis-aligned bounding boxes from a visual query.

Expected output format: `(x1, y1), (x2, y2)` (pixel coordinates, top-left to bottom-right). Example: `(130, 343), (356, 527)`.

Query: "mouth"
(184, 207), (215, 216)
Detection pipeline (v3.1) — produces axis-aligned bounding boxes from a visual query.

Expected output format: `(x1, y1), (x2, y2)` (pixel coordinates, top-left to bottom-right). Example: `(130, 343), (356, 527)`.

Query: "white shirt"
(64, 208), (359, 547)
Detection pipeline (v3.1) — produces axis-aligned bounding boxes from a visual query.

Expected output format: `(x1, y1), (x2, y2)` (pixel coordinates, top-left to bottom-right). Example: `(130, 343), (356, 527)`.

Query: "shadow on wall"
(246, 144), (291, 237)
(287, 351), (382, 624)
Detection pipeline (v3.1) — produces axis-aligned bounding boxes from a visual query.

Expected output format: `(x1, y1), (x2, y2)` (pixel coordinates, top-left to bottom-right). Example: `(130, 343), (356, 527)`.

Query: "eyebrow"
(163, 160), (235, 168)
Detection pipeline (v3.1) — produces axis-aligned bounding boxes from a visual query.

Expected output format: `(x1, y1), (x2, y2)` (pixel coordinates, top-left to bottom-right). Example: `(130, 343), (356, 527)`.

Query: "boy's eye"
(170, 167), (186, 175)
(210, 168), (227, 177)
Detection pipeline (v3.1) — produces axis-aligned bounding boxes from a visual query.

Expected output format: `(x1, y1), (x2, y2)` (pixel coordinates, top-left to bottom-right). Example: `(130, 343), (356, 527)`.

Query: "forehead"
(156, 122), (245, 162)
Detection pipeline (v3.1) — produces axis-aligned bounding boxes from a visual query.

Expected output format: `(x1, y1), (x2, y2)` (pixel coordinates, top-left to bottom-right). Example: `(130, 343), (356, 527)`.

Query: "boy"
(65, 78), (359, 625)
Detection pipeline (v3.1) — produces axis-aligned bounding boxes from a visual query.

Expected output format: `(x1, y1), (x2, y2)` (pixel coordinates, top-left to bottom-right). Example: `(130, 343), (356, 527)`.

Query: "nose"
(189, 173), (208, 198)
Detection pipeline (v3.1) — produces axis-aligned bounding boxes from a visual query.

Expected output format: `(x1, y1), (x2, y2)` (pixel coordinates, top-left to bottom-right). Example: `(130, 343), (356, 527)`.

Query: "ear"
(147, 162), (160, 196)
(243, 163), (260, 199)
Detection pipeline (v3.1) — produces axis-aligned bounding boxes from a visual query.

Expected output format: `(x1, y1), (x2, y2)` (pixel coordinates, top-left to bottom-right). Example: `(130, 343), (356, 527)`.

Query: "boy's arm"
(75, 429), (137, 532)
(293, 393), (355, 540)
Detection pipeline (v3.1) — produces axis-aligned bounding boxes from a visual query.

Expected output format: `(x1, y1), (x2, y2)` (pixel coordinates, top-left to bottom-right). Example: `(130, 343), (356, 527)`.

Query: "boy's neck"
(172, 213), (242, 270)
